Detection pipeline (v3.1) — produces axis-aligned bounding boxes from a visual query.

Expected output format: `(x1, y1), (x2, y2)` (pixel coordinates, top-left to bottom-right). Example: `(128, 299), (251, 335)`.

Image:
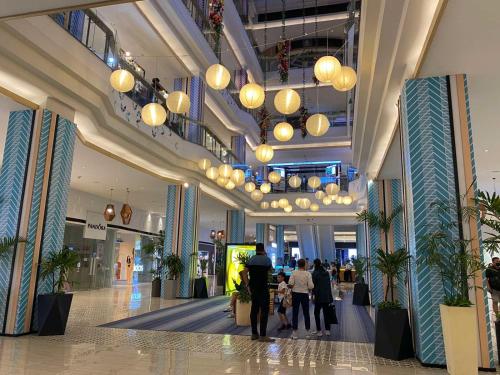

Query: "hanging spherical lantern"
(308, 176), (321, 189)
(289, 175), (302, 188)
(310, 203), (319, 212)
(284, 205), (293, 213)
(244, 181), (256, 193)
(217, 176), (229, 187)
(298, 198), (311, 209)
(306, 114), (330, 137)
(295, 198), (302, 207)
(336, 196), (344, 204)
(251, 189), (264, 202)
(166, 91), (190, 114)
(315, 190), (325, 200)
(198, 158), (212, 171)
(141, 103), (167, 126)
(110, 69), (135, 92)
(329, 195), (338, 202)
(206, 166), (219, 180)
(273, 122), (294, 142)
(219, 164), (233, 178)
(274, 88), (301, 115)
(260, 182), (271, 194)
(325, 182), (340, 196)
(239, 83), (265, 109)
(314, 55), (342, 83)
(278, 198), (289, 208)
(260, 201), (270, 209)
(270, 200), (279, 209)
(230, 169), (245, 186)
(268, 171), (281, 184)
(323, 196), (333, 206)
(343, 195), (353, 205)
(225, 180), (236, 190)
(255, 144), (274, 163)
(332, 66), (357, 92)
(206, 63), (231, 90)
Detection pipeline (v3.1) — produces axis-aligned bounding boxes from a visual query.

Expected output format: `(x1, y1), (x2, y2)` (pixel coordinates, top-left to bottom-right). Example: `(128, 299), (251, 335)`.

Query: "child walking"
(277, 272), (291, 331)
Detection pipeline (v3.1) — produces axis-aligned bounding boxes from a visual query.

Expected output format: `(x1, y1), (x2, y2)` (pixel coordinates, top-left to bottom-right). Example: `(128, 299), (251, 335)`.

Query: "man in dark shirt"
(486, 257), (500, 315)
(241, 243), (274, 342)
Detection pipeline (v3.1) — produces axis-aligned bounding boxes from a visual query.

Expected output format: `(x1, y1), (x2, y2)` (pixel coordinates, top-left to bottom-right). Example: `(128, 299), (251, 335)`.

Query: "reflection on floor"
(0, 283), (451, 374)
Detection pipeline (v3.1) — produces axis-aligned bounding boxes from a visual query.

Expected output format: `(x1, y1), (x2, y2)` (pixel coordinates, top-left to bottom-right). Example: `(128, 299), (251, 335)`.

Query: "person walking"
(312, 259), (334, 337)
(288, 258), (314, 339)
(486, 257), (500, 317)
(241, 243), (274, 342)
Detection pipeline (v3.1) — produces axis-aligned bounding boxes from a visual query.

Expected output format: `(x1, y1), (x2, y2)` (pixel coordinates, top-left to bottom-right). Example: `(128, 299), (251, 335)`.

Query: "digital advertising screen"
(225, 244), (256, 294)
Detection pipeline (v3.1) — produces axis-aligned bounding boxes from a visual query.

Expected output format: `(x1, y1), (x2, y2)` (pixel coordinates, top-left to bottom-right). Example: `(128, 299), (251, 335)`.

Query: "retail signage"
(84, 211), (108, 240)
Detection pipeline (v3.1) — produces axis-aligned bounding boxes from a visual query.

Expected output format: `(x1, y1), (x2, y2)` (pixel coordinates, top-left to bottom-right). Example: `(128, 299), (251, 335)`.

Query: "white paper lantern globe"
(278, 198), (289, 208)
(323, 196), (333, 206)
(260, 201), (270, 209)
(268, 171), (281, 184)
(260, 182), (271, 194)
(284, 205), (293, 213)
(255, 144), (274, 163)
(225, 180), (236, 190)
(273, 122), (294, 142)
(110, 69), (135, 92)
(239, 83), (265, 109)
(314, 55), (342, 83)
(298, 198), (311, 209)
(336, 196), (344, 204)
(325, 183), (340, 196)
(198, 158), (212, 171)
(295, 198), (302, 207)
(206, 63), (231, 90)
(332, 66), (357, 92)
(206, 166), (219, 180)
(141, 103), (167, 126)
(289, 175), (302, 188)
(310, 203), (319, 212)
(306, 114), (330, 137)
(270, 200), (279, 209)
(166, 91), (190, 114)
(251, 189), (264, 202)
(244, 182), (256, 193)
(219, 164), (233, 178)
(315, 190), (325, 200)
(274, 88), (301, 115)
(343, 195), (353, 205)
(330, 194), (338, 202)
(230, 169), (245, 186)
(217, 176), (229, 187)
(308, 176), (321, 189)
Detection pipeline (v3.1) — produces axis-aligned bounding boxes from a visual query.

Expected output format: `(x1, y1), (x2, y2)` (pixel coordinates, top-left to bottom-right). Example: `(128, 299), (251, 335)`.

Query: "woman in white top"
(288, 258), (314, 339)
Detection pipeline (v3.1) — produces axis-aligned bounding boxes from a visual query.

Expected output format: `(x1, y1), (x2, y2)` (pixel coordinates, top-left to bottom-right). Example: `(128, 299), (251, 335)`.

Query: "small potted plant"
(421, 198), (486, 375)
(163, 253), (184, 299)
(200, 258), (208, 277)
(142, 231), (165, 297)
(357, 205), (413, 360)
(351, 256), (370, 306)
(234, 279), (252, 326)
(214, 238), (226, 289)
(38, 246), (79, 335)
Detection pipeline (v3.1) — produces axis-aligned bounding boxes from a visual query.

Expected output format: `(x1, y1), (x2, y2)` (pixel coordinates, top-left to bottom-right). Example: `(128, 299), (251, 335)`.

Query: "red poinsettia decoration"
(277, 39), (290, 84)
(299, 106), (309, 138)
(209, 0), (224, 52)
(258, 107), (270, 143)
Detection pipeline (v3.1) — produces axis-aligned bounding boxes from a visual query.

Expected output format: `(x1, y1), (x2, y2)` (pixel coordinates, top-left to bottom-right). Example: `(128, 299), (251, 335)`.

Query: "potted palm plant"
(421, 198), (486, 375)
(214, 238), (226, 289)
(0, 236), (21, 258)
(38, 246), (79, 335)
(234, 252), (252, 325)
(351, 256), (370, 305)
(163, 253), (184, 299)
(357, 205), (414, 360)
(142, 230), (165, 297)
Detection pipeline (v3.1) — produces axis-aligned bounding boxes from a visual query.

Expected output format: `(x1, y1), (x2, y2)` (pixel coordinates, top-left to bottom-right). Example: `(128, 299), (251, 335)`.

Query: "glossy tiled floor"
(0, 283), (452, 374)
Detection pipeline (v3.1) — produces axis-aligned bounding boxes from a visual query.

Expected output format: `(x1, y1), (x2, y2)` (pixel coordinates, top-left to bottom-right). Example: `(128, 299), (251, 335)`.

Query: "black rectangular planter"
(151, 278), (161, 298)
(374, 308), (414, 360)
(496, 321), (500, 364)
(352, 283), (370, 306)
(37, 293), (73, 336)
(193, 277), (208, 298)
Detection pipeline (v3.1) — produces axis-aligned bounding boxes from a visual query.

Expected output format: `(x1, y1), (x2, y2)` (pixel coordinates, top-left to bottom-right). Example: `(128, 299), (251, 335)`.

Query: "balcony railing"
(50, 9), (238, 164)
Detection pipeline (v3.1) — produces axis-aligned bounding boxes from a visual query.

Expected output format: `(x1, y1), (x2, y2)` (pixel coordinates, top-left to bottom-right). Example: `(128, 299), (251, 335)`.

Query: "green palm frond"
(0, 237), (24, 258)
(357, 205), (402, 234)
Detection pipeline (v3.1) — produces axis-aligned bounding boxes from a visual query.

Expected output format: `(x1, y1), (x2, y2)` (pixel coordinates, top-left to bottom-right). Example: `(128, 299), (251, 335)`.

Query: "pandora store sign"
(84, 211), (108, 240)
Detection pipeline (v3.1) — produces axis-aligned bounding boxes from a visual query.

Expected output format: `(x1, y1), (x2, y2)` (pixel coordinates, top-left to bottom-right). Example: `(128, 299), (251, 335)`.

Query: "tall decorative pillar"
(226, 209), (245, 243)
(174, 77), (205, 144)
(400, 74), (493, 368)
(256, 223), (265, 244)
(163, 184), (200, 298)
(0, 108), (76, 335)
(367, 180), (384, 306)
(275, 225), (285, 264)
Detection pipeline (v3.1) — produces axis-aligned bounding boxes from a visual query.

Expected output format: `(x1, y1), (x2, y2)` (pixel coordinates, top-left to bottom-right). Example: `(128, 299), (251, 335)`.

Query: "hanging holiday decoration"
(209, 0), (224, 55)
(258, 107), (270, 144)
(120, 189), (133, 225)
(277, 39), (290, 84)
(299, 106), (309, 138)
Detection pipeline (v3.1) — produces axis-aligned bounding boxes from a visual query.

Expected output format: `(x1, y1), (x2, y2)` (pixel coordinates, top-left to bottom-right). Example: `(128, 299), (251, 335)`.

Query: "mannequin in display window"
(115, 261), (122, 280)
(126, 255), (133, 284)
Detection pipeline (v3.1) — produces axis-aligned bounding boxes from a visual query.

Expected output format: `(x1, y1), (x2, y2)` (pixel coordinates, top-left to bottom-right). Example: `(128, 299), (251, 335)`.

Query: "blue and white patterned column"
(256, 223), (265, 244)
(163, 184), (200, 298)
(174, 77), (205, 144)
(367, 180), (383, 306)
(276, 225), (285, 263)
(226, 210), (245, 243)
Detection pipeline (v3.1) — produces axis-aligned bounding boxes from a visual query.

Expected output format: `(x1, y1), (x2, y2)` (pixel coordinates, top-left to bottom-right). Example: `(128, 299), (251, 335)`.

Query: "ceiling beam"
(245, 11), (358, 30)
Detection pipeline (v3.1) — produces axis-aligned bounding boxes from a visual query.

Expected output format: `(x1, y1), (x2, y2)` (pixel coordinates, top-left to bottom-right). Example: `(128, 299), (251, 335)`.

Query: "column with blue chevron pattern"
(256, 223), (265, 244)
(226, 210), (245, 243)
(367, 180), (383, 306)
(276, 225), (285, 262)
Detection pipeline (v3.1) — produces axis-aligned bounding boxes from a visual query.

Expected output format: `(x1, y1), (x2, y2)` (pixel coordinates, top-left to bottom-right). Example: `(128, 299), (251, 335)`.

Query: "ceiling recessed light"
(485, 149), (489, 152)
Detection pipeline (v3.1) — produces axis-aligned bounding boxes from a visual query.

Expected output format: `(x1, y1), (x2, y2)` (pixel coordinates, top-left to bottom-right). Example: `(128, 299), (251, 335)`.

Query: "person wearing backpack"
(277, 272), (292, 331)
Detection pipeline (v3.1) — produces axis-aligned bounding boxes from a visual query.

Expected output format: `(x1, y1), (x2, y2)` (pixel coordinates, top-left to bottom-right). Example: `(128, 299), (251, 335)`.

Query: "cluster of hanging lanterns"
(314, 56), (357, 91)
(198, 158), (248, 192)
